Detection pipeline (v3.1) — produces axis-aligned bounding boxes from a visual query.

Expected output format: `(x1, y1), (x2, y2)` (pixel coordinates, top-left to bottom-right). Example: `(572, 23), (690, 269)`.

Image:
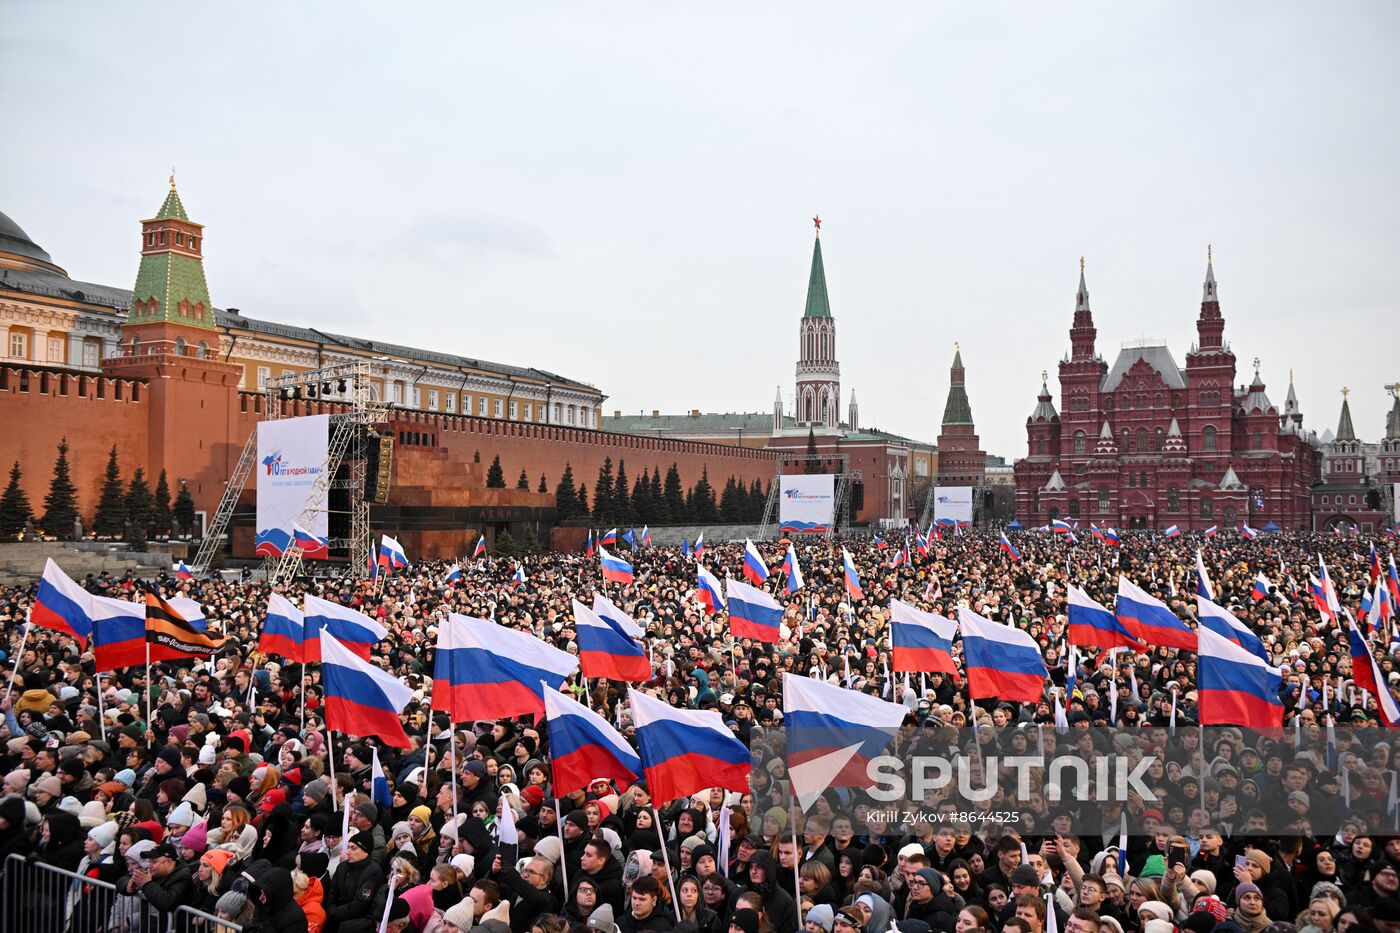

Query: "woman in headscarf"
(853, 890), (896, 933)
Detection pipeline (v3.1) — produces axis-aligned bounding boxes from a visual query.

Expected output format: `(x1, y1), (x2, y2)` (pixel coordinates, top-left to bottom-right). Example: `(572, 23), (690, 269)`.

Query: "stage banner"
(255, 414), (330, 558)
(779, 474), (835, 534)
(934, 486), (974, 525)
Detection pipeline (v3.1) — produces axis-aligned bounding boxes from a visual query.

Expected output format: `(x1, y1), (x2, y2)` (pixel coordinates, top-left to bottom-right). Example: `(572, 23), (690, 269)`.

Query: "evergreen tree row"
(551, 457), (768, 526)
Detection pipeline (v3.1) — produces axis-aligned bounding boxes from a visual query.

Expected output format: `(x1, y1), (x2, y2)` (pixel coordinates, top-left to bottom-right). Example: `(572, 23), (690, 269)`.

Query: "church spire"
(1196, 244), (1225, 350)
(1070, 257), (1097, 361)
(129, 175), (213, 330)
(941, 343), (973, 426)
(1336, 388), (1357, 442)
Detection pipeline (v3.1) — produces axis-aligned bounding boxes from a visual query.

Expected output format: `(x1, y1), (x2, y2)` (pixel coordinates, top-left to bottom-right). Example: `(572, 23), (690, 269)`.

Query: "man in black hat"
(350, 800), (388, 867)
(327, 830), (388, 931)
(129, 842), (194, 920)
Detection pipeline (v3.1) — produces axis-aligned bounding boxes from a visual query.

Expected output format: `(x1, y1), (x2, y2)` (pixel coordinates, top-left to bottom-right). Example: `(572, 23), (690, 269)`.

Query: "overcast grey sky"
(5, 2), (1399, 458)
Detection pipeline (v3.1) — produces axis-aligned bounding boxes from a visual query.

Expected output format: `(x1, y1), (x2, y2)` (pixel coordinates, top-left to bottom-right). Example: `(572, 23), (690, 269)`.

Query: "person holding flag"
(781, 543), (804, 594)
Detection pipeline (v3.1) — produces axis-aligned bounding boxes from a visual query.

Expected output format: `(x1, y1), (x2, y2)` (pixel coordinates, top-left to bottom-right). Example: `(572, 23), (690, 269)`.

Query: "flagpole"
(95, 673), (107, 744)
(790, 798), (805, 928)
(5, 617), (30, 699)
(555, 796), (571, 895)
(327, 728), (338, 810)
(650, 805), (682, 913)
(145, 637), (153, 749)
(450, 730), (459, 833)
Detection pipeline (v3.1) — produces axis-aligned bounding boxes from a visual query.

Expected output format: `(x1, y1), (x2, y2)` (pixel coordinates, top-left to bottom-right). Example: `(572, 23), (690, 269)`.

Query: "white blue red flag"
(511, 563), (527, 588)
(592, 593), (644, 638)
(599, 528), (618, 547)
(693, 532), (706, 559)
(259, 593), (304, 663)
(175, 561), (194, 581)
(543, 686), (641, 796)
(842, 547), (863, 600)
(472, 535), (487, 559)
(1196, 625), (1283, 728)
(742, 539), (770, 585)
(1195, 550), (1215, 601)
(888, 598), (957, 676)
(999, 531), (1021, 561)
(629, 687), (750, 802)
(1163, 525), (1181, 538)
(444, 564), (463, 585)
(1198, 593), (1268, 662)
(1240, 524), (1257, 540)
(303, 594), (387, 663)
(725, 577), (783, 644)
(432, 612), (578, 719)
(380, 534), (409, 570)
(572, 599), (650, 681)
(33, 558), (93, 645)
(782, 672), (907, 810)
(696, 564), (725, 614)
(1067, 585), (1145, 651)
(292, 523), (329, 560)
(1347, 612), (1400, 727)
(1115, 577), (1197, 651)
(958, 607), (1047, 703)
(90, 594), (145, 672)
(1251, 573), (1274, 602)
(781, 543), (804, 594)
(321, 630), (413, 746)
(371, 747), (392, 809)
(598, 546), (634, 584)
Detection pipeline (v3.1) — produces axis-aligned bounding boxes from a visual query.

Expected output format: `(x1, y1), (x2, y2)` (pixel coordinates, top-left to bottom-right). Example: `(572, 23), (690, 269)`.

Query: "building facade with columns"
(1014, 256), (1324, 531)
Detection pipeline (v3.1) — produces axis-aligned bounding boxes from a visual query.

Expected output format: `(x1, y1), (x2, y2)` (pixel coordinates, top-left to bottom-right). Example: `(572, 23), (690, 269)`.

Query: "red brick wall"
(0, 367), (150, 525)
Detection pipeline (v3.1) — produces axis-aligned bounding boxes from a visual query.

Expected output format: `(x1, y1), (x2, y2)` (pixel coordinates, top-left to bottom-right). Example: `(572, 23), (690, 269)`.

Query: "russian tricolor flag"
(1115, 577), (1198, 651)
(33, 558), (93, 645)
(1240, 524), (1258, 540)
(1198, 593), (1268, 662)
(889, 598), (957, 676)
(1309, 575), (1335, 620)
(782, 543), (804, 594)
(543, 686), (641, 796)
(1251, 573), (1274, 602)
(629, 687), (750, 803)
(693, 532), (706, 559)
(175, 561), (194, 581)
(1196, 549), (1215, 601)
(444, 563), (463, 584)
(303, 594), (387, 663)
(598, 545), (634, 584)
(1197, 625), (1283, 728)
(370, 747), (392, 809)
(842, 547), (863, 600)
(999, 531), (1020, 561)
(889, 541), (909, 569)
(742, 539), (770, 586)
(1318, 555), (1342, 617)
(1204, 525), (1219, 538)
(472, 535), (487, 559)
(573, 599), (650, 681)
(91, 594), (146, 672)
(380, 534), (409, 569)
(259, 592), (305, 663)
(321, 630), (414, 746)
(1163, 525), (1181, 538)
(433, 613), (579, 719)
(696, 564), (725, 614)
(914, 531), (930, 558)
(599, 528), (618, 547)
(1067, 585), (1145, 651)
(592, 593), (644, 639)
(293, 523), (329, 560)
(168, 596), (207, 632)
(1387, 554), (1400, 607)
(958, 607), (1048, 703)
(511, 563), (527, 588)
(368, 540), (380, 581)
(1347, 612), (1400, 727)
(1052, 519), (1075, 536)
(640, 525), (651, 547)
(782, 672), (907, 808)
(726, 577), (783, 644)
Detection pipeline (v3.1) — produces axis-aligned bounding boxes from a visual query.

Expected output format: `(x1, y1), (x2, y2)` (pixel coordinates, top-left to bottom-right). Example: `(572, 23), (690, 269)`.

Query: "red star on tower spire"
(812, 214), (821, 236)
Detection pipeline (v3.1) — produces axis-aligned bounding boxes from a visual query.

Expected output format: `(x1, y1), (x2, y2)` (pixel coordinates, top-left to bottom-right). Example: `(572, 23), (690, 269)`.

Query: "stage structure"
(757, 452), (856, 541)
(193, 360), (390, 582)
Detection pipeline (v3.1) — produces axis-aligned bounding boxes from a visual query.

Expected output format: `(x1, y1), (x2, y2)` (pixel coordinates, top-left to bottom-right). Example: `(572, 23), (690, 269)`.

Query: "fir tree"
(125, 468), (154, 551)
(663, 464), (685, 522)
(613, 460), (630, 525)
(537, 473), (548, 494)
(632, 470), (649, 525)
(691, 467), (718, 523)
(805, 428), (822, 473)
(173, 482), (196, 537)
(719, 475), (742, 522)
(593, 458), (615, 523)
(575, 482), (590, 517)
(555, 463), (578, 518)
(486, 455), (506, 488)
(521, 526), (541, 554)
(0, 461), (32, 539)
(650, 467), (668, 524)
(516, 468), (530, 490)
(495, 529), (518, 558)
(93, 446), (127, 537)
(152, 469), (173, 539)
(41, 437), (80, 540)
(749, 477), (767, 522)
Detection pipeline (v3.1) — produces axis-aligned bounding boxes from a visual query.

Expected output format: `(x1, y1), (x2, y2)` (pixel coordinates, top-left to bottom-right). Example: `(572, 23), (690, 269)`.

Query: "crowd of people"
(0, 528), (1398, 933)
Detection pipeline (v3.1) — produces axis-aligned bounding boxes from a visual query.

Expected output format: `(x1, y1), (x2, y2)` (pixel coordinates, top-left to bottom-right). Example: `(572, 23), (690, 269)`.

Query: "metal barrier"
(1, 854), (241, 933)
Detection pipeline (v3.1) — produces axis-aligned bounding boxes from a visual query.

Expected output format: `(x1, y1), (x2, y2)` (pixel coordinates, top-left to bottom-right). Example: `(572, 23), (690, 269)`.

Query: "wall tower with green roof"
(935, 343), (987, 487)
(794, 217), (840, 431)
(126, 175), (215, 342)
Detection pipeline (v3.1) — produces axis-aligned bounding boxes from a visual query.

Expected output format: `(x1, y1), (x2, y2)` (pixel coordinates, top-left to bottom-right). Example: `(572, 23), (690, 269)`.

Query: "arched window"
(1136, 428), (1148, 453)
(174, 337), (186, 355)
(1128, 473), (1136, 488)
(1202, 425), (1217, 452)
(1253, 431), (1262, 450)
(1136, 394), (1148, 410)
(130, 336), (141, 355)
(1069, 499), (1081, 519)
(1154, 427), (1164, 451)
(1073, 430), (1086, 455)
(820, 333), (828, 359)
(1122, 429), (1131, 451)
(1167, 487), (1180, 510)
(1098, 488), (1110, 511)
(804, 391), (815, 424)
(1223, 507), (1237, 527)
(197, 340), (208, 358)
(1037, 437), (1046, 455)
(1201, 499), (1213, 519)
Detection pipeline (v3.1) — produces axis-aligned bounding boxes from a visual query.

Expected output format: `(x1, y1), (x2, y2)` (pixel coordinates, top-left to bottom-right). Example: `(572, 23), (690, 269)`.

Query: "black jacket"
(584, 856), (627, 914)
(248, 866), (309, 933)
(326, 856), (387, 931)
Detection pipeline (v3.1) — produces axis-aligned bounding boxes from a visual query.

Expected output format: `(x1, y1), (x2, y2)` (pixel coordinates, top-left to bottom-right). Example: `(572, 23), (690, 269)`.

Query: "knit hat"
(806, 904), (835, 933)
(519, 785), (544, 808)
(88, 820), (119, 850)
(348, 830), (375, 854)
(167, 802), (195, 828)
(216, 891), (249, 920)
(444, 899), (475, 930)
(1195, 896), (1229, 922)
(1144, 921), (1174, 933)
(1140, 902), (1173, 923)
(1010, 864), (1041, 887)
(78, 801), (107, 830)
(5, 770), (30, 794)
(391, 821), (413, 843)
(410, 804), (432, 826)
(201, 848), (236, 874)
(1233, 883), (1262, 904)
(732, 908), (761, 933)
(586, 903), (615, 933)
(834, 907), (864, 930)
(114, 769), (136, 788)
(1190, 870), (1218, 895)
(355, 801), (378, 823)
(1244, 849), (1272, 873)
(1140, 855), (1167, 879)
(125, 839), (158, 867)
(181, 821), (209, 854)
(302, 778), (328, 805)
(33, 774), (62, 798)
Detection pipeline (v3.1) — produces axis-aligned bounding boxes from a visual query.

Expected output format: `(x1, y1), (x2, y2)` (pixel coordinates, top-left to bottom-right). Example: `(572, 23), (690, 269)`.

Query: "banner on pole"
(255, 414), (330, 557)
(779, 474), (835, 534)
